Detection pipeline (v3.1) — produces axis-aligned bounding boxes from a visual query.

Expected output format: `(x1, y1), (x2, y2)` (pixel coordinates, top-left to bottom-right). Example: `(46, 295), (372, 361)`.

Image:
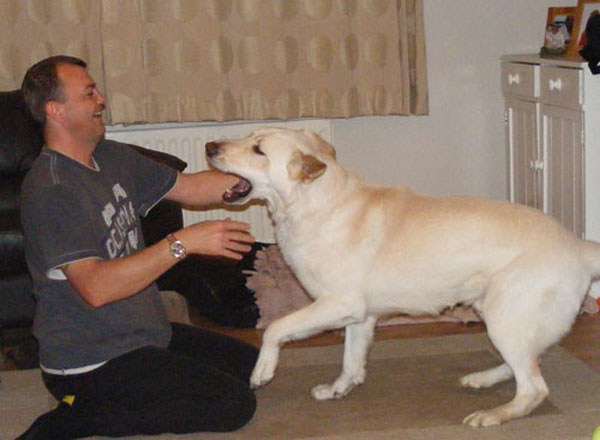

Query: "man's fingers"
(221, 219), (252, 231)
(226, 241), (253, 253)
(221, 250), (245, 261)
(227, 231), (256, 244)
(220, 220), (255, 246)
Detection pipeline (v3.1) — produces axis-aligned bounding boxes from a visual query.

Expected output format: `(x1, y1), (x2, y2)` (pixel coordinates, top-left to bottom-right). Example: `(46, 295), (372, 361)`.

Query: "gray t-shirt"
(21, 139), (178, 370)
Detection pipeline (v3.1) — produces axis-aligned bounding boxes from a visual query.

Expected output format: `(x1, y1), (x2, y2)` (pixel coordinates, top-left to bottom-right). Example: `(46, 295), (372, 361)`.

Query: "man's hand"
(179, 219), (256, 261)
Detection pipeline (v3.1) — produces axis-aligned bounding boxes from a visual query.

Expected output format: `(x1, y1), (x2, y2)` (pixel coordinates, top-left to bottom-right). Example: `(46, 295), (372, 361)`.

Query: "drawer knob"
(529, 160), (544, 171)
(508, 73), (520, 85)
(549, 78), (562, 91)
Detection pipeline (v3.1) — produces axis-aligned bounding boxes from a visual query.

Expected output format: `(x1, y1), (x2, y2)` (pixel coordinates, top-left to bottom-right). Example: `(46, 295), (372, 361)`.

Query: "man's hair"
(21, 55), (87, 125)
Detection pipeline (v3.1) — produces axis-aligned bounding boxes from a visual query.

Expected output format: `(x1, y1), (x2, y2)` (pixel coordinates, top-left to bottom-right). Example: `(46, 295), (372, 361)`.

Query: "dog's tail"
(582, 240), (600, 278)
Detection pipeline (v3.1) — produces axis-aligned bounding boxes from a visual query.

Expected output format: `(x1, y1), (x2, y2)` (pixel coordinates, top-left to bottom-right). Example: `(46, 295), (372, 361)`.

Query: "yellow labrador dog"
(205, 127), (600, 427)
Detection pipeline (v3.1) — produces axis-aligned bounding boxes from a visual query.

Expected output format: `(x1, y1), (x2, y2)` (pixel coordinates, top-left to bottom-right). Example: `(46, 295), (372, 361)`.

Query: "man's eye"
(253, 144), (265, 155)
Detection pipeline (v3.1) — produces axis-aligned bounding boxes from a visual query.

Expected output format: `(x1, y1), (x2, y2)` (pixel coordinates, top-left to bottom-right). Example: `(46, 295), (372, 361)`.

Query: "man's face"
(55, 63), (106, 145)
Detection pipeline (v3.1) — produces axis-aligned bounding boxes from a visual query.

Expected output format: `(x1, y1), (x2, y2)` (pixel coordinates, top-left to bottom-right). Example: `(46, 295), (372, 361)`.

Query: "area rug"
(2, 333), (600, 440)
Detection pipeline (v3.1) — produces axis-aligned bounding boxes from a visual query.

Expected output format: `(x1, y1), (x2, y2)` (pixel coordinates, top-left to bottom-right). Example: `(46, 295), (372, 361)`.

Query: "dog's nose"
(205, 142), (221, 158)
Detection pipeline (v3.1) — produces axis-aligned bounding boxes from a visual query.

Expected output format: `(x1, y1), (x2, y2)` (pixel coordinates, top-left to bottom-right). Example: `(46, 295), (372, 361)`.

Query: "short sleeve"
(21, 184), (102, 279)
(100, 141), (178, 217)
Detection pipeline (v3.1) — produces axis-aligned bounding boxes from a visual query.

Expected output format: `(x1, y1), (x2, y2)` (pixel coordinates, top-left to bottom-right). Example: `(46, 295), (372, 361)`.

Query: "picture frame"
(567, 0), (600, 56)
(542, 7), (577, 56)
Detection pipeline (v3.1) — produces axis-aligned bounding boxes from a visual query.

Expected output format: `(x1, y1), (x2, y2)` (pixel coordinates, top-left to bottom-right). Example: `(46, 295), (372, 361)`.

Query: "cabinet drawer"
(540, 66), (582, 109)
(501, 62), (538, 98)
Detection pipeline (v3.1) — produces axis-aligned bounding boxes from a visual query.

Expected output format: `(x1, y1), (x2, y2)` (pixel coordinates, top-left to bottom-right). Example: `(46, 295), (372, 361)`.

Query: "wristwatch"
(167, 233), (186, 260)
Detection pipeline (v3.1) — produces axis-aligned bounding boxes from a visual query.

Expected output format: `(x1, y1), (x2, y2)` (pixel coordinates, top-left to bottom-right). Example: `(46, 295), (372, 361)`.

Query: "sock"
(16, 396), (75, 440)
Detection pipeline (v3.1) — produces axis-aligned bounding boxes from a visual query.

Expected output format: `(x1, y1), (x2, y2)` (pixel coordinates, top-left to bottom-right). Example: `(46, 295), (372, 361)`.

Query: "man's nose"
(96, 90), (106, 105)
(96, 91), (107, 110)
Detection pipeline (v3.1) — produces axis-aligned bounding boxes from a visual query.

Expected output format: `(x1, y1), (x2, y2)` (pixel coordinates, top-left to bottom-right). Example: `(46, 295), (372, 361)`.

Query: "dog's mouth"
(223, 176), (252, 203)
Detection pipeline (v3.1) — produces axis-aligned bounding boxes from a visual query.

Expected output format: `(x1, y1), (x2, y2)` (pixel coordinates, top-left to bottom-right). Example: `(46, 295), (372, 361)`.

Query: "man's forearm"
(63, 237), (177, 307)
(167, 171), (238, 207)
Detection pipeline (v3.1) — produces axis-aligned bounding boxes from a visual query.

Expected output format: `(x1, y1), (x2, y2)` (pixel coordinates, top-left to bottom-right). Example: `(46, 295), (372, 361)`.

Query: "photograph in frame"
(542, 6), (577, 55)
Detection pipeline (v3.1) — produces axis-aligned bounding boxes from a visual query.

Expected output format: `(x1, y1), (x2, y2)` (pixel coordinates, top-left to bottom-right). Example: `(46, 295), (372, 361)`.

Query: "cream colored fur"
(206, 127), (600, 427)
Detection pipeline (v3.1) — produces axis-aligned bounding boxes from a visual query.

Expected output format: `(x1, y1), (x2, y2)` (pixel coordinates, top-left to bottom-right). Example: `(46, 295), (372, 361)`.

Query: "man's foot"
(16, 401), (72, 440)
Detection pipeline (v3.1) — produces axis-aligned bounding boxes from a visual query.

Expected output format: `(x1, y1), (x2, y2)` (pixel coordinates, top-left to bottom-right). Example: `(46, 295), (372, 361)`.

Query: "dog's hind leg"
(462, 253), (587, 427)
(462, 352), (548, 427)
(250, 294), (367, 389)
(460, 362), (514, 389)
(312, 315), (378, 400)
(463, 282), (552, 426)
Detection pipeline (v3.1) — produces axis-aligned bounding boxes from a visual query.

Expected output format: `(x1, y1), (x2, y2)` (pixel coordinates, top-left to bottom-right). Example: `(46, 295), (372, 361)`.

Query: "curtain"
(1, 0), (428, 124)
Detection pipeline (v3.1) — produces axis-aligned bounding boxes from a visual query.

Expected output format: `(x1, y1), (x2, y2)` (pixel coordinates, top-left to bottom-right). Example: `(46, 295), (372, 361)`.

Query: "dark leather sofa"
(0, 90), (41, 332)
(0, 90), (259, 368)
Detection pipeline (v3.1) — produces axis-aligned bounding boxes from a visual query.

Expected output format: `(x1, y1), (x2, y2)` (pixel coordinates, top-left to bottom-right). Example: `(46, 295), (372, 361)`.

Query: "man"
(17, 55), (259, 439)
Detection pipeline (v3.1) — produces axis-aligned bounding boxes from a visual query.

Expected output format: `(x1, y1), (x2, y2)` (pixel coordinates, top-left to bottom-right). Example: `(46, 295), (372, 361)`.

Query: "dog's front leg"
(250, 294), (366, 389)
(312, 315), (377, 400)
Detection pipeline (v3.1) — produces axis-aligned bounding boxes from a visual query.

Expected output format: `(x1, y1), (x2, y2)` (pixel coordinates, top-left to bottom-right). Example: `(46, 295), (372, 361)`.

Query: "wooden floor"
(195, 311), (600, 374)
(3, 312), (600, 373)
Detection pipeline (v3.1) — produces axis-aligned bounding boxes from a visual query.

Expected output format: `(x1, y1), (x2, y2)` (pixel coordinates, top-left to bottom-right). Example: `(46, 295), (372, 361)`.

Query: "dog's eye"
(253, 144), (265, 156)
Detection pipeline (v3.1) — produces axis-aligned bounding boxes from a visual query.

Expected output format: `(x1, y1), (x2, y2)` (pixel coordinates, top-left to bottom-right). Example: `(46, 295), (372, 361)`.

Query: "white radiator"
(106, 120), (333, 243)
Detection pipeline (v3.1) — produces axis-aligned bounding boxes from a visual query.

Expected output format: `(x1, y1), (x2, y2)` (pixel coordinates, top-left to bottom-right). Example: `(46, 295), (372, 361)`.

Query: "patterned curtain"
(0, 0), (428, 124)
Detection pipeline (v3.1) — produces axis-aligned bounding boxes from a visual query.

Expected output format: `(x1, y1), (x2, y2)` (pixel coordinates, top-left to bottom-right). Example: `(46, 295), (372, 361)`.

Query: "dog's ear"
(302, 130), (336, 159)
(287, 152), (327, 183)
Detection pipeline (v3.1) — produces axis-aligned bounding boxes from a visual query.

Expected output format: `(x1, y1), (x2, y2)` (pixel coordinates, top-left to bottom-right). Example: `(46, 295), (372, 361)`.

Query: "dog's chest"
(276, 242), (330, 296)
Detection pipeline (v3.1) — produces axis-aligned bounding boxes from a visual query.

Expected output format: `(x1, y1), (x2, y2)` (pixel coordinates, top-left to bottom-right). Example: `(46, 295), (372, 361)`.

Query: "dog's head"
(206, 127), (336, 205)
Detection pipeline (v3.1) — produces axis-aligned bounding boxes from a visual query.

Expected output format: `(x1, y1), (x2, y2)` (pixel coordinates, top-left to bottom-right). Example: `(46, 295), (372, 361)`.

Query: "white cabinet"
(543, 104), (584, 237)
(505, 97), (541, 210)
(502, 54), (600, 242)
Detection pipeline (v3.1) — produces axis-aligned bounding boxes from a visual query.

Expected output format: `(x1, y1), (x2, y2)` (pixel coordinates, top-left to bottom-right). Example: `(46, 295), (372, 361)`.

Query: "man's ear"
(287, 151), (327, 183)
(45, 101), (64, 123)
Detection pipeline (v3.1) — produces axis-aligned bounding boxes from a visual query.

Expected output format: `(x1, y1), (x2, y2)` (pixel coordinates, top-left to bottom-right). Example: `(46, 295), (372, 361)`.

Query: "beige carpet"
(2, 333), (600, 440)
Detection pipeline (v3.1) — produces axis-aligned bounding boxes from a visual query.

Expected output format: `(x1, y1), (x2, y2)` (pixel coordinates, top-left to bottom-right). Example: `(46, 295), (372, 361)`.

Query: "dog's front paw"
(311, 371), (364, 400)
(250, 353), (278, 389)
(311, 384), (340, 400)
(311, 381), (357, 400)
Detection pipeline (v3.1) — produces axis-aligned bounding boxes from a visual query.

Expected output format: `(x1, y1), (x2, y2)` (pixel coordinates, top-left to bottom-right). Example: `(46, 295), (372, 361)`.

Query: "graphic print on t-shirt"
(102, 183), (139, 258)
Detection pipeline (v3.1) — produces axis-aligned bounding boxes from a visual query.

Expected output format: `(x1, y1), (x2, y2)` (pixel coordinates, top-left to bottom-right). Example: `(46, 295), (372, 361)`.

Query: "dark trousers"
(41, 323), (258, 438)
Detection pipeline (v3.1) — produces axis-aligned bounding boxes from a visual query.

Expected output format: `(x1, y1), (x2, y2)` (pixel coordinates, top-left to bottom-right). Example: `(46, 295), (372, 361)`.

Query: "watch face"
(170, 240), (186, 259)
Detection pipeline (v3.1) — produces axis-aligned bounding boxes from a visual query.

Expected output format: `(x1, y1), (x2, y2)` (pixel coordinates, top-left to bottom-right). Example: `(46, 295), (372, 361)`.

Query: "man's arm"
(64, 219), (255, 308)
(166, 170), (240, 207)
(64, 169), (255, 307)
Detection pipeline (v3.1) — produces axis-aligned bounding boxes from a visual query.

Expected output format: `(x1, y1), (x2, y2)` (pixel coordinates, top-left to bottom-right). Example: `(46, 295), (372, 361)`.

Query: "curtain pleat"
(406, 0), (429, 115)
(1, 0), (428, 124)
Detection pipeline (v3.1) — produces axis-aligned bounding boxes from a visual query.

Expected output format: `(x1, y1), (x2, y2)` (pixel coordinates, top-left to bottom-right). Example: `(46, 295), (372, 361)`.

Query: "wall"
(331, 0), (572, 200)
